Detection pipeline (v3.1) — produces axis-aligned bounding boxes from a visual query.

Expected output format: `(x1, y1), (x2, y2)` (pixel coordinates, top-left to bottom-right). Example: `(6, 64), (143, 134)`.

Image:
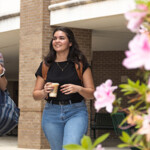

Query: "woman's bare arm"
(33, 76), (47, 100)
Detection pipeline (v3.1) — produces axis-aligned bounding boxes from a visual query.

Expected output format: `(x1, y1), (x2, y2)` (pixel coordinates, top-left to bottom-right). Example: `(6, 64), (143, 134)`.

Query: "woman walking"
(33, 26), (95, 150)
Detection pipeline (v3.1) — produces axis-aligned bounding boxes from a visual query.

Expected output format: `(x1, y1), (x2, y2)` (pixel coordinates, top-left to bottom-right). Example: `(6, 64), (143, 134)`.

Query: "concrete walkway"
(0, 136), (49, 150)
(0, 136), (130, 150)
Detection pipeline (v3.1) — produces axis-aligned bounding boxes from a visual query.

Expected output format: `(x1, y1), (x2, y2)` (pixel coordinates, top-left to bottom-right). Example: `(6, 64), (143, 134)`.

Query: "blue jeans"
(42, 100), (88, 150)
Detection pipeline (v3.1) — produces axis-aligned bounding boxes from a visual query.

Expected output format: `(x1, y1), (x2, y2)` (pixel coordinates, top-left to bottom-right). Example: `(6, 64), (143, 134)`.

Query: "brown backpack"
(42, 61), (83, 84)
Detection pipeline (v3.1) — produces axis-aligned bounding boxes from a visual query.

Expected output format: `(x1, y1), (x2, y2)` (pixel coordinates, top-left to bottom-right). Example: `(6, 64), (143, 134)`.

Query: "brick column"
(18, 0), (52, 148)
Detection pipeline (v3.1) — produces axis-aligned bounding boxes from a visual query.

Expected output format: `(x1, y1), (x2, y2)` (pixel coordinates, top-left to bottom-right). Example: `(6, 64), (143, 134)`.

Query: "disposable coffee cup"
(49, 83), (59, 97)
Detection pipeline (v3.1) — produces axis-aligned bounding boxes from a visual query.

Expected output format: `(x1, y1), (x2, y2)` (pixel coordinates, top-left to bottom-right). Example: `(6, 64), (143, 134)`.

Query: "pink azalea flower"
(138, 108), (150, 141)
(137, 4), (148, 11)
(125, 4), (148, 32)
(94, 79), (117, 113)
(94, 144), (105, 150)
(146, 92), (150, 103)
(148, 77), (150, 89)
(122, 33), (150, 70)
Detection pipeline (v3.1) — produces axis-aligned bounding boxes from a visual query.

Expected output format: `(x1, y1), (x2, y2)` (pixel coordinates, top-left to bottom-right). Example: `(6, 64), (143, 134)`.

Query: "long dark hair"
(44, 26), (87, 67)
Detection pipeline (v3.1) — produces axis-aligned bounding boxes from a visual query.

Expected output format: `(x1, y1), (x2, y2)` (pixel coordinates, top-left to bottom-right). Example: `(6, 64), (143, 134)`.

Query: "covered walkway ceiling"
(0, 13), (130, 81)
(51, 14), (129, 32)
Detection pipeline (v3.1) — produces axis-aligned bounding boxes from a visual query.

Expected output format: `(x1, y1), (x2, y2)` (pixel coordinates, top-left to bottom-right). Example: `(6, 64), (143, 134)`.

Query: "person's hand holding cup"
(49, 83), (59, 97)
(44, 82), (59, 98)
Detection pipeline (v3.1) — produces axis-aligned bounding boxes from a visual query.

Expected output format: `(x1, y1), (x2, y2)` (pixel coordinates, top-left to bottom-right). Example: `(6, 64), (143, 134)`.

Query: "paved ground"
(0, 136), (130, 150)
(0, 136), (48, 150)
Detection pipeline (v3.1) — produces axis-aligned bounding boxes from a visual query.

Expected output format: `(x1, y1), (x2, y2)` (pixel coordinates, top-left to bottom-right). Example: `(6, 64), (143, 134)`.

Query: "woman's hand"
(60, 84), (81, 95)
(44, 82), (54, 94)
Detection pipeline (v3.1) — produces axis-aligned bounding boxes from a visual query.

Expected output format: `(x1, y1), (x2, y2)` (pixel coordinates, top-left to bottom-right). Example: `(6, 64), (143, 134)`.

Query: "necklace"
(56, 62), (69, 71)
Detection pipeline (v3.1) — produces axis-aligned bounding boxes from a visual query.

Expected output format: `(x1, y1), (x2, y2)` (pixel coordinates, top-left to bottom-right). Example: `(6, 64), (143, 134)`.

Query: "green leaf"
(119, 84), (131, 89)
(136, 80), (140, 85)
(133, 135), (143, 145)
(119, 131), (131, 143)
(134, 99), (144, 109)
(124, 91), (136, 95)
(119, 78), (148, 96)
(63, 144), (86, 150)
(117, 143), (130, 148)
(128, 79), (136, 87)
(119, 81), (137, 95)
(138, 106), (147, 111)
(135, 0), (150, 5)
(130, 133), (137, 142)
(92, 133), (110, 148)
(119, 117), (127, 126)
(81, 135), (92, 149)
(113, 106), (119, 113)
(148, 140), (150, 149)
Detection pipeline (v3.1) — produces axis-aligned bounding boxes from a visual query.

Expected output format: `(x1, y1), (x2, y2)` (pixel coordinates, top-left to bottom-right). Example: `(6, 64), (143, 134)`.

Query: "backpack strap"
(42, 61), (49, 81)
(75, 62), (83, 85)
